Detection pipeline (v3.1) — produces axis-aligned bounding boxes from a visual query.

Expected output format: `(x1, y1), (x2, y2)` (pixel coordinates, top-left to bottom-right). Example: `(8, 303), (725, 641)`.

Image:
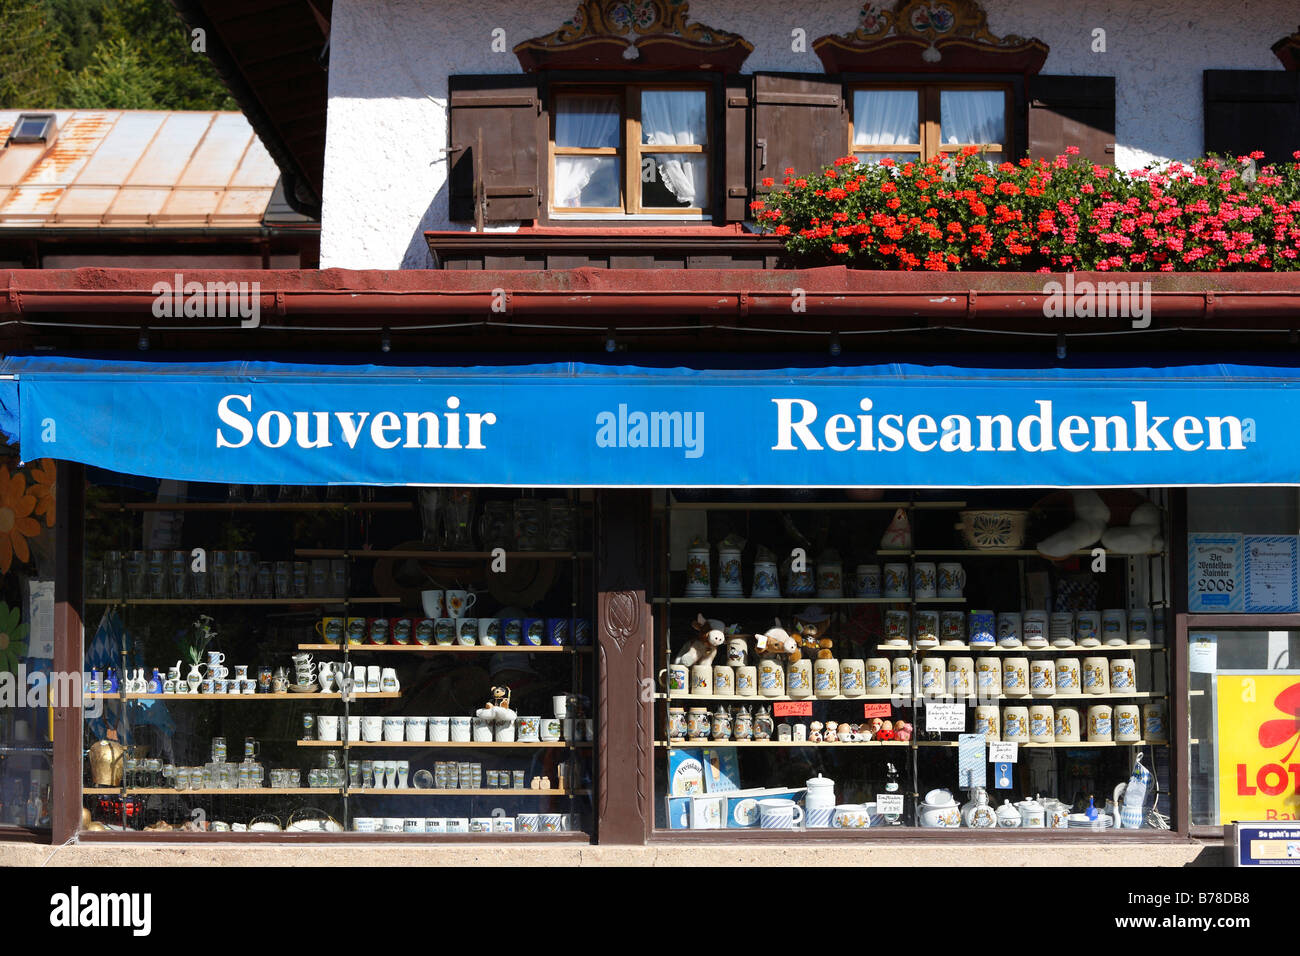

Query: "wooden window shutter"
(448, 75), (542, 224)
(723, 75), (751, 220)
(1028, 75), (1115, 164)
(1204, 70), (1300, 165)
(752, 73), (845, 194)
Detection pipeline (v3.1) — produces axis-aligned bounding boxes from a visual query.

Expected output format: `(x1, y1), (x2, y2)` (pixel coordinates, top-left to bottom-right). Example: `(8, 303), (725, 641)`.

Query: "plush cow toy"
(673, 614), (727, 667)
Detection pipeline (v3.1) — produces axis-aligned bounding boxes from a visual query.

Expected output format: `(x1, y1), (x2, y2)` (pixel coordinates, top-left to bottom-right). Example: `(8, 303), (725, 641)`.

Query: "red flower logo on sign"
(1257, 681), (1300, 762)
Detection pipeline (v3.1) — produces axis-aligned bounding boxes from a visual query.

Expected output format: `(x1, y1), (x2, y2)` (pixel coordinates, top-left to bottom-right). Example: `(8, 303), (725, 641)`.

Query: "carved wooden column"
(594, 489), (654, 844)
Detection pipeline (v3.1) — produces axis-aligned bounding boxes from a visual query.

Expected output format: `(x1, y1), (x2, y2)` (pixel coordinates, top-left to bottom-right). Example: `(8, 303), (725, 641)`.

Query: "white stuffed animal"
(673, 614), (726, 667)
(1101, 501), (1165, 554)
(1036, 490), (1110, 559)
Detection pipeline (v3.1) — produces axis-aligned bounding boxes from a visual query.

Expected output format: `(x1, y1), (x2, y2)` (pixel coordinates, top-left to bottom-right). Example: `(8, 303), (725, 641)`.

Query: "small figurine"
(824, 720), (839, 743)
(674, 614), (726, 667)
(753, 704), (774, 741)
(809, 720), (824, 743)
(476, 685), (517, 740)
(880, 508), (913, 550)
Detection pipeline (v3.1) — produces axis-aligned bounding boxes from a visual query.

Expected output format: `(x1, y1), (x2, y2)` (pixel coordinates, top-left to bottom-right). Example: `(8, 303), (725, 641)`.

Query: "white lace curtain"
(941, 90), (1004, 157)
(640, 90), (707, 207)
(554, 95), (620, 208)
(853, 89), (919, 146)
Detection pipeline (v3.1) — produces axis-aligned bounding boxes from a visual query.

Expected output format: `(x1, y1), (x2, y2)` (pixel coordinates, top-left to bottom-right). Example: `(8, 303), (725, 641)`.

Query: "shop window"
(851, 84), (1010, 165)
(653, 488), (1173, 833)
(0, 451), (57, 833)
(550, 87), (711, 217)
(81, 479), (595, 838)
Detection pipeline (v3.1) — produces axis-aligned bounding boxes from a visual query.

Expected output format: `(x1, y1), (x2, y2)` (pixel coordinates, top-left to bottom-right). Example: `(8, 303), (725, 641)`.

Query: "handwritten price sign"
(773, 701), (812, 717)
(863, 703), (892, 718)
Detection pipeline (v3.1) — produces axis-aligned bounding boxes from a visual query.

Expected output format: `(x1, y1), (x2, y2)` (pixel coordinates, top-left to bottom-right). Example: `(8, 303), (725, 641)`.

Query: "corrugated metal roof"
(0, 111), (279, 229)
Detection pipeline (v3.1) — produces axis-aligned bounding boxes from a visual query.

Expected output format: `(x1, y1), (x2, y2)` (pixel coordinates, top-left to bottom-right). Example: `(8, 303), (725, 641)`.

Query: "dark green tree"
(0, 0), (64, 108)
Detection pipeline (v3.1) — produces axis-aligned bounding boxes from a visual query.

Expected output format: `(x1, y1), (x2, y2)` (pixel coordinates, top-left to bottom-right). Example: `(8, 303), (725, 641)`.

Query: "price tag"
(773, 701), (812, 718)
(924, 701), (965, 733)
(988, 742), (1019, 764)
(862, 703), (892, 718)
(875, 794), (904, 816)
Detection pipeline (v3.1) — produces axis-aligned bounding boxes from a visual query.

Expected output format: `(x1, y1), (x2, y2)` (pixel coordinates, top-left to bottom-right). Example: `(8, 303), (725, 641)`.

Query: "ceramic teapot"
(961, 787), (997, 828)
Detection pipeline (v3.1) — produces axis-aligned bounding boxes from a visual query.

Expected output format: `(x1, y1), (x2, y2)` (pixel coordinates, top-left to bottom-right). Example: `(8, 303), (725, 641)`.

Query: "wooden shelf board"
(655, 740), (910, 748)
(875, 644), (1164, 654)
(915, 740), (1159, 748)
(83, 692), (399, 701)
(666, 501), (967, 512)
(658, 693), (904, 703)
(85, 787), (335, 796)
(656, 597), (953, 605)
(295, 644), (575, 653)
(86, 596), (401, 606)
(93, 501), (411, 513)
(351, 788), (588, 797)
(296, 549), (591, 561)
(296, 740), (577, 749)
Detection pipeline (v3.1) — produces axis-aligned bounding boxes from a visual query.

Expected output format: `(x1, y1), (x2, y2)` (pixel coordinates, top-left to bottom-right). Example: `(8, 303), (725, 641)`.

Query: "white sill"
(548, 212), (711, 221)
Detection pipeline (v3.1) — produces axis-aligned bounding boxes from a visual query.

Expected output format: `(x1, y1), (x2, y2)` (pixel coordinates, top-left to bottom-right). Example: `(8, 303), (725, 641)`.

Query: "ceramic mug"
(1143, 701), (1167, 742)
(863, 658), (890, 693)
(405, 716), (428, 742)
(1076, 611), (1101, 647)
(920, 657), (946, 697)
(840, 659), (865, 696)
(315, 617), (343, 645)
(1083, 657), (1110, 694)
(914, 609), (940, 648)
(854, 564), (881, 598)
(758, 799), (805, 830)
(1029, 704), (1055, 743)
(735, 665), (757, 696)
(1022, 610), (1049, 648)
(937, 562), (966, 598)
(912, 562), (938, 599)
(1055, 657), (1081, 692)
(1049, 612), (1076, 647)
(1101, 608), (1128, 646)
(940, 610), (967, 647)
(946, 656), (974, 697)
(1029, 659), (1056, 696)
(884, 609), (911, 646)
(1054, 706), (1080, 742)
(997, 612), (1023, 648)
(690, 664), (712, 695)
(1110, 657), (1137, 692)
(1128, 608), (1152, 645)
(316, 715), (340, 741)
(383, 716), (405, 742)
(1115, 702), (1142, 742)
(661, 663), (689, 692)
(449, 716), (472, 742)
(713, 665), (736, 697)
(892, 657), (912, 693)
(429, 716), (450, 742)
(345, 616), (367, 646)
(813, 658), (839, 698)
(390, 618), (413, 645)
(1087, 704), (1114, 742)
(759, 658), (785, 697)
(367, 617), (390, 645)
(882, 563), (909, 598)
(1003, 657), (1030, 697)
(1002, 706), (1029, 741)
(445, 589), (476, 618)
(414, 618), (436, 646)
(457, 618), (479, 646)
(479, 617), (500, 646)
(420, 589), (445, 618)
(786, 659), (812, 699)
(975, 657), (1002, 698)
(968, 610), (996, 648)
(974, 704), (1000, 740)
(435, 618), (456, 646)
(361, 716), (383, 742)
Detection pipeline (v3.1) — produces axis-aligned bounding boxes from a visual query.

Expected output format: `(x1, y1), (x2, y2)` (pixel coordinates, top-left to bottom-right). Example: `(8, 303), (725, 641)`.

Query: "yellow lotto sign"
(1216, 674), (1300, 824)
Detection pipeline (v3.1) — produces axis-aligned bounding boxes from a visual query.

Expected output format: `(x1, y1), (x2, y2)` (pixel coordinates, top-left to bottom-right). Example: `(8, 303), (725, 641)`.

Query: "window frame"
(849, 80), (1015, 164)
(546, 80), (716, 221)
(844, 73), (1027, 167)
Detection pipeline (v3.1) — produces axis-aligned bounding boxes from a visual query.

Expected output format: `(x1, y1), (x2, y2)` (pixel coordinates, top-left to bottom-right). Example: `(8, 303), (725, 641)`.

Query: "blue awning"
(3, 353), (1298, 488)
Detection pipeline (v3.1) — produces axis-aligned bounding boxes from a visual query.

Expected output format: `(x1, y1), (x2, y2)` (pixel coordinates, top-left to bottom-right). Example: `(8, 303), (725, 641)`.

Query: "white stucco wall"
(321, 0), (1295, 269)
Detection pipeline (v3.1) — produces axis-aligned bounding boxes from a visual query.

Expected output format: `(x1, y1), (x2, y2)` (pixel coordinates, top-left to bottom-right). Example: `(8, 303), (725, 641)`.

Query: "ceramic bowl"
(924, 788), (956, 807)
(918, 802), (962, 828)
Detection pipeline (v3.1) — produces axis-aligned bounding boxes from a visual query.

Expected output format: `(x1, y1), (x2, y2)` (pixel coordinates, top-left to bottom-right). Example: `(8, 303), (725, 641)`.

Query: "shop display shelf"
(874, 643), (1165, 654)
(0, 744), (52, 755)
(911, 549), (1095, 558)
(665, 500), (967, 512)
(914, 740), (1160, 748)
(295, 548), (592, 561)
(349, 788), (589, 797)
(82, 692), (400, 701)
(296, 740), (583, 749)
(912, 692), (1165, 701)
(93, 501), (413, 513)
(654, 740), (911, 748)
(656, 597), (928, 605)
(294, 643), (575, 654)
(84, 787), (337, 796)
(657, 692), (906, 703)
(85, 596), (402, 606)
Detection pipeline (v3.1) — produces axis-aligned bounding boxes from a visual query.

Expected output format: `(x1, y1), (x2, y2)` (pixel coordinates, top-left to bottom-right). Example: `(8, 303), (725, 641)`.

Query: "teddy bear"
(673, 613), (726, 667)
